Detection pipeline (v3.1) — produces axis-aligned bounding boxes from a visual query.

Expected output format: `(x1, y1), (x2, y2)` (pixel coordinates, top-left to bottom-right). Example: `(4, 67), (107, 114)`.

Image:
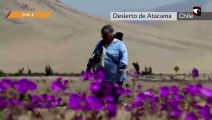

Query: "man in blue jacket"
(86, 25), (128, 103)
(87, 25), (128, 86)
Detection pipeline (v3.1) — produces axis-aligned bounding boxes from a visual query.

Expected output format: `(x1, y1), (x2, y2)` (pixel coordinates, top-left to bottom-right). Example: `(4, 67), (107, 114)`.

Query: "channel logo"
(193, 6), (201, 16)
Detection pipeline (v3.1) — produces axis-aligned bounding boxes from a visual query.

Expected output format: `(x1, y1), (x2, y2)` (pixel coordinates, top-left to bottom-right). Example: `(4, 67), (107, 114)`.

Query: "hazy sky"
(61, 0), (184, 16)
(61, 0), (210, 17)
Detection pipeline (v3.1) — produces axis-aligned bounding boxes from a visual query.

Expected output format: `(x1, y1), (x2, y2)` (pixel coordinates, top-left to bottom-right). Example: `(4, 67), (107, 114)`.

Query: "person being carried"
(114, 32), (123, 41)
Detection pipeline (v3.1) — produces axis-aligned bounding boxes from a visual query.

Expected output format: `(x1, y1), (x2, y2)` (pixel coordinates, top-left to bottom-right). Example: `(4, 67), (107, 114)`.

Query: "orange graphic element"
(6, 11), (51, 18)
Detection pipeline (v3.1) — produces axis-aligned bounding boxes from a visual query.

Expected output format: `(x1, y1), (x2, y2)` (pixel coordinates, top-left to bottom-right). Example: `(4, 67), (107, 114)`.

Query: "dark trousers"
(114, 80), (124, 103)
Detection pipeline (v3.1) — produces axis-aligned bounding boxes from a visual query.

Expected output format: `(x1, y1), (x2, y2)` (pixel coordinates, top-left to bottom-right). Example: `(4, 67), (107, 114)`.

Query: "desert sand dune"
(0, 0), (212, 74)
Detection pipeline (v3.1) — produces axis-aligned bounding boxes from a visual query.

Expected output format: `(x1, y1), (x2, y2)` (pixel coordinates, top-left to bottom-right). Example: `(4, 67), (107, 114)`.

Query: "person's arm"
(118, 42), (128, 73)
(92, 41), (102, 55)
(86, 41), (102, 71)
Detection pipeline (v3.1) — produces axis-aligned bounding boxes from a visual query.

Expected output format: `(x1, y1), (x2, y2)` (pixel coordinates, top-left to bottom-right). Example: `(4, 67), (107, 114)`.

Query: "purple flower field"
(0, 70), (212, 120)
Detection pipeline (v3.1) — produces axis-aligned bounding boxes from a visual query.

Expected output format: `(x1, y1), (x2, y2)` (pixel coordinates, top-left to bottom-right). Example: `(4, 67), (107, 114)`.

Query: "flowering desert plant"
(0, 68), (211, 120)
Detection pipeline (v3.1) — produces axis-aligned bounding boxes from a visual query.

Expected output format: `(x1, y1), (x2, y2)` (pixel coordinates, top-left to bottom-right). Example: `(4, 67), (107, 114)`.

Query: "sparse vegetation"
(132, 62), (140, 74)
(0, 70), (5, 77)
(45, 65), (53, 76)
(14, 67), (25, 76)
(141, 66), (153, 75)
(0, 69), (82, 77)
(132, 62), (153, 75)
(28, 66), (32, 75)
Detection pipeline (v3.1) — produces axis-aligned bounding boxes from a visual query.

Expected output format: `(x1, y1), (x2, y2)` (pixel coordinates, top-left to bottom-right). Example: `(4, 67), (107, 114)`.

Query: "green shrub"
(141, 66), (153, 75)
(45, 65), (53, 76)
(0, 69), (5, 77)
(28, 66), (32, 75)
(132, 62), (140, 74)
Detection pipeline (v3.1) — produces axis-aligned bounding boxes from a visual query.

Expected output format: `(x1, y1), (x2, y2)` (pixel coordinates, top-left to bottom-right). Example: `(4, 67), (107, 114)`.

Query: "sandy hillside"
(0, 0), (212, 74)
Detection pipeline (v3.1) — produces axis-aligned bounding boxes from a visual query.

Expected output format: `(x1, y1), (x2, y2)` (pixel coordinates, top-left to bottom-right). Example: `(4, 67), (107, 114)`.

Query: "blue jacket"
(92, 38), (128, 82)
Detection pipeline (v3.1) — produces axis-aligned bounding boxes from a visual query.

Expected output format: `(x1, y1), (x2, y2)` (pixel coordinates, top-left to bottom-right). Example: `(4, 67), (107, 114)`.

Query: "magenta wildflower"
(199, 105), (211, 120)
(168, 100), (180, 109)
(94, 69), (105, 81)
(124, 89), (131, 95)
(103, 94), (115, 103)
(81, 71), (93, 80)
(137, 83), (142, 89)
(0, 84), (4, 92)
(31, 95), (41, 103)
(0, 96), (8, 109)
(52, 97), (62, 107)
(172, 94), (184, 102)
(40, 94), (47, 100)
(68, 94), (88, 111)
(200, 87), (212, 98)
(186, 112), (198, 120)
(86, 96), (102, 112)
(15, 78), (37, 93)
(171, 108), (182, 118)
(0, 79), (14, 90)
(207, 98), (212, 104)
(183, 84), (202, 97)
(116, 87), (125, 95)
(159, 86), (170, 99)
(51, 77), (68, 93)
(105, 104), (117, 118)
(130, 100), (144, 108)
(129, 69), (139, 78)
(69, 94), (82, 110)
(8, 98), (22, 107)
(170, 85), (179, 95)
(136, 93), (145, 102)
(124, 105), (131, 111)
(192, 68), (199, 78)
(102, 82), (114, 95)
(47, 95), (55, 101)
(89, 82), (102, 94)
(144, 90), (154, 98)
(151, 96), (159, 103)
(30, 94), (61, 109)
